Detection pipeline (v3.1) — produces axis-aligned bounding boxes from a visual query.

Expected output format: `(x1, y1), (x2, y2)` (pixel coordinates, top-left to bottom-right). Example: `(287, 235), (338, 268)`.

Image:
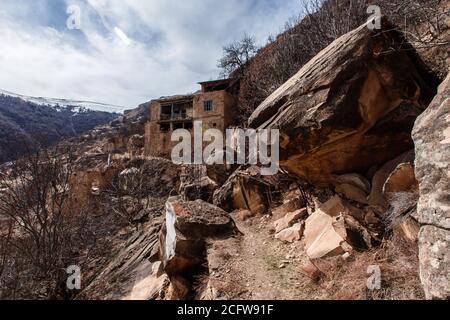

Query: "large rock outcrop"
(248, 19), (437, 186)
(412, 73), (450, 300)
(213, 166), (274, 214)
(160, 197), (238, 277)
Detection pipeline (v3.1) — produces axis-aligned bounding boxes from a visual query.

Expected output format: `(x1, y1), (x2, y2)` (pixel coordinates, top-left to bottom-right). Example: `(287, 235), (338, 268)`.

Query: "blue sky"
(0, 0), (304, 110)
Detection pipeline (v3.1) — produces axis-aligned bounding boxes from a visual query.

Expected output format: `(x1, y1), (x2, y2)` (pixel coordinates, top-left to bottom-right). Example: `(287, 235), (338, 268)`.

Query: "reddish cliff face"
(249, 19), (437, 186)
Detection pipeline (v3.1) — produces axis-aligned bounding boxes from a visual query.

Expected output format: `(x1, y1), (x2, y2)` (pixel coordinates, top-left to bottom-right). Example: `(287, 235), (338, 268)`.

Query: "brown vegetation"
(312, 232), (424, 300)
(0, 148), (94, 298)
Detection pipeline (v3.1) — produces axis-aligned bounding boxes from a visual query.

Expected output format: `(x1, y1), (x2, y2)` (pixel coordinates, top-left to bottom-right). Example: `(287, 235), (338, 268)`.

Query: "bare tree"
(0, 221), (12, 280)
(104, 167), (153, 226)
(218, 34), (258, 77)
(0, 147), (93, 299)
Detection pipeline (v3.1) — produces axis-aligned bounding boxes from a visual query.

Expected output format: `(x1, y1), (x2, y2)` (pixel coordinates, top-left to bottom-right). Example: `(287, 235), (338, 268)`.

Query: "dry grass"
(312, 232), (424, 300)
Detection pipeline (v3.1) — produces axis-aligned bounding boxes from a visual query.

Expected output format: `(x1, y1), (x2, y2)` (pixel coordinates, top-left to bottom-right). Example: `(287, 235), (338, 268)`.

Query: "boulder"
(333, 173), (371, 204)
(206, 163), (235, 186)
(368, 151), (415, 212)
(273, 208), (307, 233)
(383, 163), (418, 195)
(412, 73), (450, 299)
(396, 216), (420, 242)
(304, 210), (348, 259)
(179, 165), (218, 202)
(304, 196), (373, 259)
(317, 194), (362, 219)
(160, 197), (238, 277)
(383, 162), (419, 225)
(334, 174), (371, 193)
(418, 226), (450, 300)
(335, 183), (368, 204)
(180, 176), (218, 202)
(336, 214), (373, 251)
(271, 196), (304, 220)
(122, 262), (169, 300)
(248, 19), (436, 186)
(412, 73), (450, 230)
(213, 166), (271, 214)
(275, 222), (305, 243)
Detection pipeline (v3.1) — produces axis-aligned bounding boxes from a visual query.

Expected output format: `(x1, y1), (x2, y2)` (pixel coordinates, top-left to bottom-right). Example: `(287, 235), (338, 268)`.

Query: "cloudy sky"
(0, 0), (303, 110)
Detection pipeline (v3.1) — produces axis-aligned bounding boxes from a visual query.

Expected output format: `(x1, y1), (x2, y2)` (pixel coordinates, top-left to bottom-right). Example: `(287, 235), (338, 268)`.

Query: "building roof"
(149, 78), (235, 104)
(154, 94), (194, 104)
(198, 78), (233, 86)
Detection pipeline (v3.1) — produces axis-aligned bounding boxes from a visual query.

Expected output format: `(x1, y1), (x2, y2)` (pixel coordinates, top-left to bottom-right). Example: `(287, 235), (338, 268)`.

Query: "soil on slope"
(205, 212), (424, 300)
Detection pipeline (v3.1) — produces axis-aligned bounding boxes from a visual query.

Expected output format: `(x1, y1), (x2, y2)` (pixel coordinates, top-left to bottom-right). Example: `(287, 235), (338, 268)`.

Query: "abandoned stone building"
(144, 78), (237, 157)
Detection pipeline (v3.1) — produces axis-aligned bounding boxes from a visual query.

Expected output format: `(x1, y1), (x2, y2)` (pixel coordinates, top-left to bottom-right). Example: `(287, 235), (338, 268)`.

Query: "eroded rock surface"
(412, 73), (450, 299)
(249, 20), (436, 186)
(213, 166), (273, 214)
(77, 220), (164, 300)
(160, 197), (238, 277)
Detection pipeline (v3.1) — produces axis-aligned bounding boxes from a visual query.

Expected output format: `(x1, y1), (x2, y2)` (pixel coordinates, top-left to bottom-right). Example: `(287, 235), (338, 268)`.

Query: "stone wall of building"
(193, 90), (235, 131)
(145, 88), (237, 158)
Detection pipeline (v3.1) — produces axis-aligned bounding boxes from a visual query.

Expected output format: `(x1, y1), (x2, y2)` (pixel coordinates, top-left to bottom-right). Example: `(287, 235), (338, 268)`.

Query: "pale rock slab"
(275, 222), (305, 243)
(273, 208), (307, 233)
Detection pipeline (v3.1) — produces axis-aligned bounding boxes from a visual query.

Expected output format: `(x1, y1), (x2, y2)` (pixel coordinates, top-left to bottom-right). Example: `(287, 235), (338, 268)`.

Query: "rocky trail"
(206, 213), (319, 300)
(210, 218), (307, 300)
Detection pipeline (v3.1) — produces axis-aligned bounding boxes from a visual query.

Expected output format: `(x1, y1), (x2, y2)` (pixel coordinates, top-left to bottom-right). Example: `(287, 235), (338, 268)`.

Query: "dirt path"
(206, 213), (318, 300)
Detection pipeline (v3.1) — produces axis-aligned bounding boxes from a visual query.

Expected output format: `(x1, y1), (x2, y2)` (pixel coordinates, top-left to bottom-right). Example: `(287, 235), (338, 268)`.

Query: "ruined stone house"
(144, 79), (237, 157)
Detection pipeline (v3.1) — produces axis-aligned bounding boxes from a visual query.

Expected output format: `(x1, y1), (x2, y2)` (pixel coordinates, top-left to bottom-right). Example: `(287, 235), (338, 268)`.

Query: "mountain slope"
(0, 89), (124, 113)
(0, 93), (120, 162)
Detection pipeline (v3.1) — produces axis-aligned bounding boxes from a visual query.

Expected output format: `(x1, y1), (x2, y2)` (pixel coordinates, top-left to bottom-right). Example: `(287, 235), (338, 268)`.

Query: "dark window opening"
(184, 122), (193, 130)
(160, 101), (192, 120)
(160, 105), (172, 120)
(172, 105), (184, 119)
(204, 100), (213, 112)
(160, 123), (170, 132)
(173, 122), (184, 130)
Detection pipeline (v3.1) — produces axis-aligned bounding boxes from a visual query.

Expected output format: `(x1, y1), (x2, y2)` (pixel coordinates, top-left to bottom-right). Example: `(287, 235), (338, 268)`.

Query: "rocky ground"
(69, 18), (448, 301)
(1, 10), (448, 300)
(206, 211), (424, 300)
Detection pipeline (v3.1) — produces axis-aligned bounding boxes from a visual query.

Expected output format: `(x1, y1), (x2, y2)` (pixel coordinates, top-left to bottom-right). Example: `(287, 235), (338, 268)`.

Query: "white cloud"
(113, 27), (131, 45)
(0, 0), (302, 110)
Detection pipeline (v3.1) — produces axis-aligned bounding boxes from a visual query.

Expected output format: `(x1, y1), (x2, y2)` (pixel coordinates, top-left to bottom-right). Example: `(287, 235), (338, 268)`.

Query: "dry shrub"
(0, 147), (127, 299)
(312, 232), (424, 300)
(193, 266), (211, 298)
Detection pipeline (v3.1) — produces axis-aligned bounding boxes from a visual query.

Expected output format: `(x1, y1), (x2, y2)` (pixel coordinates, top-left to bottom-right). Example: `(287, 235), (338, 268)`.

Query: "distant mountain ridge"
(0, 89), (124, 113)
(0, 90), (121, 163)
